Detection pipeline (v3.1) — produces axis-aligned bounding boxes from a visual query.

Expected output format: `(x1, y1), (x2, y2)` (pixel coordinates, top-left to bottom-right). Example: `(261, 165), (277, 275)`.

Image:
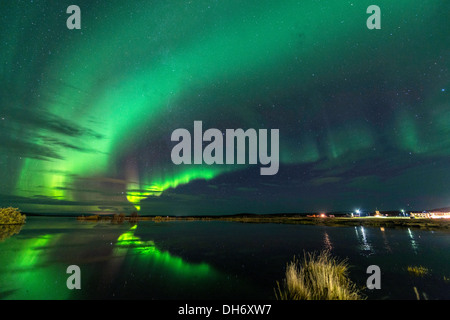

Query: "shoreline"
(74, 215), (450, 231)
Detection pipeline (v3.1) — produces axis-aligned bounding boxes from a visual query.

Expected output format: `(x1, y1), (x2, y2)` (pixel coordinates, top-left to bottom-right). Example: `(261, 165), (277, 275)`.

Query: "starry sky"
(1, 0), (449, 215)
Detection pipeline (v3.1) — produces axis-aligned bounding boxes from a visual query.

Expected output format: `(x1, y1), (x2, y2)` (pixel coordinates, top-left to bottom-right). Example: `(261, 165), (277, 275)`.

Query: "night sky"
(1, 0), (449, 215)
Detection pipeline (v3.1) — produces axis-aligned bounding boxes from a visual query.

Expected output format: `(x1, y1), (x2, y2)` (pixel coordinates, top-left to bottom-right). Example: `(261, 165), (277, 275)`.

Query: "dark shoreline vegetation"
(70, 213), (450, 231)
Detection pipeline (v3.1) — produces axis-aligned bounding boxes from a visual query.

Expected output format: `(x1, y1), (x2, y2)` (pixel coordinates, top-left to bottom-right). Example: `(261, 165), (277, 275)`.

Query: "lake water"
(0, 217), (449, 300)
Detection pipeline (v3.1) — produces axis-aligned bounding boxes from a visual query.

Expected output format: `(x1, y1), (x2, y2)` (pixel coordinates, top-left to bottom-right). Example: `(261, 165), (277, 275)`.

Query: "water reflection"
(380, 227), (392, 253)
(0, 224), (24, 241)
(1, 222), (224, 299)
(0, 232), (70, 300)
(355, 226), (374, 256)
(323, 232), (333, 251)
(407, 228), (419, 254)
(113, 225), (213, 276)
(1, 218), (448, 300)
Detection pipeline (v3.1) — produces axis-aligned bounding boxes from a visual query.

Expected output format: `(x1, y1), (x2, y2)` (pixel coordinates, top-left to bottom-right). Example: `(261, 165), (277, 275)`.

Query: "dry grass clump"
(275, 250), (363, 300)
(0, 207), (26, 225)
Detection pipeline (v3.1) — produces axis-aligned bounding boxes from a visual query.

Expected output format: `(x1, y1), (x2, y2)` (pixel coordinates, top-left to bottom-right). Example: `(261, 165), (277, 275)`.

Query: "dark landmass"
(73, 212), (450, 231)
(15, 208), (450, 231)
(21, 210), (418, 218)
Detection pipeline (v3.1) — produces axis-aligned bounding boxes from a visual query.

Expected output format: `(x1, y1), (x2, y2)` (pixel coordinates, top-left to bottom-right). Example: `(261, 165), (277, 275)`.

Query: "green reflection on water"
(114, 225), (213, 278)
(0, 233), (70, 300)
(0, 223), (220, 300)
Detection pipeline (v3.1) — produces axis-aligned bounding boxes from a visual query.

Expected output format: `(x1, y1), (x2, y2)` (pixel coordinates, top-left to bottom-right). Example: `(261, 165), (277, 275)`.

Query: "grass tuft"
(275, 250), (363, 300)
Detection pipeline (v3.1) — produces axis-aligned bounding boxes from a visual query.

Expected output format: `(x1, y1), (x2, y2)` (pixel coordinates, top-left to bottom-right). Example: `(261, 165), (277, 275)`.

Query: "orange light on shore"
(320, 213), (326, 218)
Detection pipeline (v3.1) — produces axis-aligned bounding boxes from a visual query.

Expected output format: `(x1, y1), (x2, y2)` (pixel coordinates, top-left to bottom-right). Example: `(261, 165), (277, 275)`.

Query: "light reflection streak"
(323, 231), (333, 251)
(407, 228), (419, 253)
(380, 227), (392, 253)
(355, 226), (374, 256)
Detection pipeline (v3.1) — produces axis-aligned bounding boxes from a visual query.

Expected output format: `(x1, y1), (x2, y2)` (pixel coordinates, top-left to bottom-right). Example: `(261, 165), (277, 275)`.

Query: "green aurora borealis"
(1, 0), (449, 214)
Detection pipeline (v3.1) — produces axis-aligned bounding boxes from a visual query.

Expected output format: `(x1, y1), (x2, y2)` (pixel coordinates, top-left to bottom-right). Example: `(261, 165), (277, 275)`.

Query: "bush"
(275, 250), (363, 300)
(0, 207), (27, 225)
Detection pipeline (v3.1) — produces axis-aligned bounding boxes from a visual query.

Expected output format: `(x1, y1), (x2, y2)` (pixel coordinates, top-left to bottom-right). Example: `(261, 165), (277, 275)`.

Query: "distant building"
(429, 212), (450, 219)
(410, 212), (450, 219)
(410, 212), (430, 218)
